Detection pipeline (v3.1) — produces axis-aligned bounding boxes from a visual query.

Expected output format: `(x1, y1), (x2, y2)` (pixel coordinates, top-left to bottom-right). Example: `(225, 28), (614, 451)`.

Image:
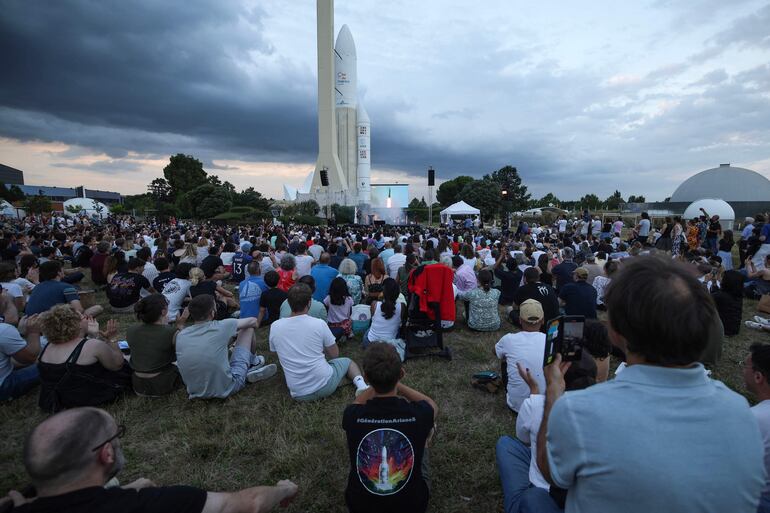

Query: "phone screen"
(543, 317), (562, 367)
(562, 316), (585, 361)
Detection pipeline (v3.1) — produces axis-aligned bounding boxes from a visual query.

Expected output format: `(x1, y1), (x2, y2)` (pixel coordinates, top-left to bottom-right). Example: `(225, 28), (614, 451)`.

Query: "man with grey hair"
(1, 407), (298, 512)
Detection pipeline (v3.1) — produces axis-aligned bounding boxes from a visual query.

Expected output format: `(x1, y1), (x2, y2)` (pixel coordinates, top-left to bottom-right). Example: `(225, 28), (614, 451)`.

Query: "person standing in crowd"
(534, 257), (764, 513)
(634, 212), (651, 246)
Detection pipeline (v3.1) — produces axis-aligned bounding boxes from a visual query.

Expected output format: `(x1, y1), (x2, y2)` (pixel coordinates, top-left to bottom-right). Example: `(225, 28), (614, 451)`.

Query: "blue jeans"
(0, 365), (40, 401)
(496, 436), (562, 513)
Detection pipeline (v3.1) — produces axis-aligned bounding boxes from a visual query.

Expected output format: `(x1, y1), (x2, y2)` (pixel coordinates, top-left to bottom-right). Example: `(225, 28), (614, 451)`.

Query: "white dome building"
(62, 198), (110, 218)
(683, 199), (735, 232)
(671, 164), (770, 202)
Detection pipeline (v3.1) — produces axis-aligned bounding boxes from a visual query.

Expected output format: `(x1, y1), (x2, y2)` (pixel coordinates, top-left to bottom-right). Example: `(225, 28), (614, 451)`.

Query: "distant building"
(18, 185), (122, 205)
(0, 164), (24, 185)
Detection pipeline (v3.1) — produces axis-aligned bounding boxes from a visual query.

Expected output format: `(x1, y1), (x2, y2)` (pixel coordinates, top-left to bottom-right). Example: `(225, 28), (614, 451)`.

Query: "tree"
(331, 204), (355, 224)
(235, 187), (271, 212)
(284, 200), (320, 218)
(484, 165), (531, 211)
(110, 204), (126, 215)
(147, 178), (172, 201)
(163, 154), (207, 198)
(436, 176), (474, 206)
(535, 192), (560, 208)
(459, 179), (501, 218)
(579, 194), (601, 211)
(604, 190), (624, 211)
(627, 195), (646, 203)
(0, 183), (24, 202)
(179, 184), (232, 219)
(23, 194), (51, 215)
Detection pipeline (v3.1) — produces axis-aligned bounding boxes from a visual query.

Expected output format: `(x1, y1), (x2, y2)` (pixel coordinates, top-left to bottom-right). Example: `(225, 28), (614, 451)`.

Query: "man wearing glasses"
(2, 407), (298, 512)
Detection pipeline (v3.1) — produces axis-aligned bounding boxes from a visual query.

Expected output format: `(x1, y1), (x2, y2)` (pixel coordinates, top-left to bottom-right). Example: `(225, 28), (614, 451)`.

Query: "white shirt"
(1, 282), (24, 299)
(495, 331), (546, 411)
(557, 219), (567, 233)
(141, 262), (159, 298)
(638, 218), (651, 236)
(752, 400), (770, 494)
(387, 253), (406, 279)
(308, 244), (323, 262)
(516, 394), (549, 489)
(368, 302), (403, 343)
(162, 278), (191, 321)
(269, 314), (337, 398)
(295, 255), (314, 277)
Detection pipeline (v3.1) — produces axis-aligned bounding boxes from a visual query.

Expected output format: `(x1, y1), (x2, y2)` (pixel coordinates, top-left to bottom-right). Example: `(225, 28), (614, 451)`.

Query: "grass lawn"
(1, 278), (768, 512)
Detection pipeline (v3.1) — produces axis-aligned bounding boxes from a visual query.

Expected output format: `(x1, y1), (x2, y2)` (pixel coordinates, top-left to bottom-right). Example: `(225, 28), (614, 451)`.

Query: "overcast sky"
(1, 0), (769, 201)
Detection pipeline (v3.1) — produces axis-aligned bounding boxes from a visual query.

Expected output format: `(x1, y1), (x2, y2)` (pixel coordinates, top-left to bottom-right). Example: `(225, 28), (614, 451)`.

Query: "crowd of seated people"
(1, 209), (769, 512)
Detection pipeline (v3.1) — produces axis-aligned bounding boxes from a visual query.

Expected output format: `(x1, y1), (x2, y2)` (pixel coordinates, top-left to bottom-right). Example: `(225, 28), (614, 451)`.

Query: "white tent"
(683, 198), (735, 231)
(440, 200), (480, 224)
(0, 200), (19, 218)
(62, 198), (110, 219)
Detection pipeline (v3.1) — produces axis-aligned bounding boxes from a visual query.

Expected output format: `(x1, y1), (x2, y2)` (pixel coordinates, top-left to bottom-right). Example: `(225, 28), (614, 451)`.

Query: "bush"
(279, 214), (323, 226)
(212, 212), (244, 221)
(229, 206), (255, 214)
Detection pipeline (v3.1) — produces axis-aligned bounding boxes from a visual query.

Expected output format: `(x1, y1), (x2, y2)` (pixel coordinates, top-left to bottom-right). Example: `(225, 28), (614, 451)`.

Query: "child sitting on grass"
(324, 277), (353, 339)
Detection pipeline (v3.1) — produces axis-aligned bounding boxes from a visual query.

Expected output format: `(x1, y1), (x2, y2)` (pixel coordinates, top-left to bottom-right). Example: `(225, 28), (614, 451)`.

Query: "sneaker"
(754, 315), (770, 325)
(251, 355), (266, 368)
(355, 385), (370, 397)
(247, 363), (277, 383)
(746, 321), (764, 330)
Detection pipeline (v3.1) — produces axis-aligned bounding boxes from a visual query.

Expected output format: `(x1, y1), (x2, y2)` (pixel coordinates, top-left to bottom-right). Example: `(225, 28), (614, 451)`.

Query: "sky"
(1, 0), (769, 202)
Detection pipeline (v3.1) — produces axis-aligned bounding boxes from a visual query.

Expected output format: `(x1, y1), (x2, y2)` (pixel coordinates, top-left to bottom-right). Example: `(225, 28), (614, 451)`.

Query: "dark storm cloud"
(0, 0), (318, 163)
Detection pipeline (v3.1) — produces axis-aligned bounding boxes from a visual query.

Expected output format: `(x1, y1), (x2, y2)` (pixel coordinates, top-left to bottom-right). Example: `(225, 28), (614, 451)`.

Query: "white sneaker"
(247, 363), (277, 383)
(754, 315), (770, 325)
(251, 355), (266, 368)
(746, 321), (764, 330)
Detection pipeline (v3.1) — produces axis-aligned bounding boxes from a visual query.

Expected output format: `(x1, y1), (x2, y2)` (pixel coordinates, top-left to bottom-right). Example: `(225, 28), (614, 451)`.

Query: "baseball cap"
(520, 299), (544, 323)
(574, 267), (589, 280)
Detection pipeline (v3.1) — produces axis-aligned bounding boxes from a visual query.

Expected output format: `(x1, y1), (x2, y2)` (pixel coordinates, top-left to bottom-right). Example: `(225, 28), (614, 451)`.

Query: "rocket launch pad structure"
(285, 0), (377, 209)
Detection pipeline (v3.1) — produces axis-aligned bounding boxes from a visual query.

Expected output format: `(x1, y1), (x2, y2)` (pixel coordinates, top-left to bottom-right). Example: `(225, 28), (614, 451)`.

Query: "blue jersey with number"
(231, 252), (252, 283)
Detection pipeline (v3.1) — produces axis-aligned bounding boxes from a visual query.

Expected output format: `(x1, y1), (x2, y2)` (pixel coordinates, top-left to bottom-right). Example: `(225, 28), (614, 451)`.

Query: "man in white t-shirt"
(294, 243), (314, 278)
(269, 283), (368, 401)
(161, 263), (193, 322)
(494, 299), (546, 412)
(744, 343), (770, 512)
(557, 216), (568, 234)
(386, 244), (406, 279)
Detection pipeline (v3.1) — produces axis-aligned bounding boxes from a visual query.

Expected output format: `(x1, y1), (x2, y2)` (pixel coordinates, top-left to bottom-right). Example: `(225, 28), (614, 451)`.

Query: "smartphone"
(561, 316), (585, 362)
(543, 317), (562, 367)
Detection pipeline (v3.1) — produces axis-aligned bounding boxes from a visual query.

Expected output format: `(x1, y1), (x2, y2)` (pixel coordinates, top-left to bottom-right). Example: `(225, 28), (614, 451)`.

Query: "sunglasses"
(91, 424), (126, 452)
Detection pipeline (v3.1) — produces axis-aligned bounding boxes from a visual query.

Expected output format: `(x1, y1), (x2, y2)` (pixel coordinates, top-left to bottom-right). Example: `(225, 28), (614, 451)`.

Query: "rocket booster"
(357, 103), (371, 204)
(334, 25), (357, 107)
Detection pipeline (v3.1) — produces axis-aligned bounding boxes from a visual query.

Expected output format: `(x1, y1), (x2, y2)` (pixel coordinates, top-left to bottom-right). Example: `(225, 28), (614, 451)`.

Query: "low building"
(0, 164), (24, 185)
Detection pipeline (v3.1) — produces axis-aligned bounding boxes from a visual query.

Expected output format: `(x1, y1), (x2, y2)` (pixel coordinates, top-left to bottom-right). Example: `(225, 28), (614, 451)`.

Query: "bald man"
(2, 407), (298, 513)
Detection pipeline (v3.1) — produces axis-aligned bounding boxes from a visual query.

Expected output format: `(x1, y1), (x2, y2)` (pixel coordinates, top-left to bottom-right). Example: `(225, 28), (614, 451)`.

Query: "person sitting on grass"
(743, 343), (770, 513)
(269, 283), (368, 402)
(494, 299), (547, 413)
(175, 294), (276, 400)
(161, 262), (193, 323)
(239, 261), (267, 320)
(25, 261), (103, 317)
(279, 275), (327, 321)
(324, 277), (353, 340)
(189, 267), (236, 320)
(37, 305), (129, 412)
(0, 407), (298, 513)
(276, 253), (298, 292)
(363, 278), (405, 347)
(127, 294), (188, 397)
(458, 269), (501, 331)
(711, 269), (744, 337)
(257, 270), (286, 328)
(107, 258), (155, 314)
(343, 343), (437, 513)
(151, 257), (175, 293)
(0, 313), (42, 401)
(338, 258), (364, 305)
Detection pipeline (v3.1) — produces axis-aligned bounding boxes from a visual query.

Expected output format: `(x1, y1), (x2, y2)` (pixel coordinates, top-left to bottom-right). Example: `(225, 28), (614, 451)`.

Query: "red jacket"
(408, 264), (455, 321)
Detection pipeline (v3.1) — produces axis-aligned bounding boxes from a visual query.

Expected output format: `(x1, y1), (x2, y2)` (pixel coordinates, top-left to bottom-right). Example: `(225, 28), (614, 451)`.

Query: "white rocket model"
(376, 445), (391, 491)
(292, 2), (372, 208)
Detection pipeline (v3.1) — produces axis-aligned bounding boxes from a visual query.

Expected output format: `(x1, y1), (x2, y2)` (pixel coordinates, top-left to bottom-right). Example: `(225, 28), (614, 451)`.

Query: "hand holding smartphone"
(543, 315), (585, 367)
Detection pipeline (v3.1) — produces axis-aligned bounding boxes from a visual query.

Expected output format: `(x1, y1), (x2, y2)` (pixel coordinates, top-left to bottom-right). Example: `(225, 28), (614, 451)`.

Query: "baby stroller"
(403, 290), (452, 361)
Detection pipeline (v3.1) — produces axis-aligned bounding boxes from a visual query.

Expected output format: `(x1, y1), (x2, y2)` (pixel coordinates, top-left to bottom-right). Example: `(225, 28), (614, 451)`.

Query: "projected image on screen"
(370, 184), (409, 210)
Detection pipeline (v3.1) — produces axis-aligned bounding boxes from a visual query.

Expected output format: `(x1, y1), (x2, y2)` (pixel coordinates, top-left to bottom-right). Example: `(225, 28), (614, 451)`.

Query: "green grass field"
(1, 281), (767, 512)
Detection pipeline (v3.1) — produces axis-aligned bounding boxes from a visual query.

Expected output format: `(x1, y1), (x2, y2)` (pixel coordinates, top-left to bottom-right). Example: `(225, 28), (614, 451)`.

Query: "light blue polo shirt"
(547, 363), (765, 513)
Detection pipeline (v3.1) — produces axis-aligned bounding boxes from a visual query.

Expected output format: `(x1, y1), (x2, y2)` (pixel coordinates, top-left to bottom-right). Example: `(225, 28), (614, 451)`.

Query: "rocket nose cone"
(335, 24), (357, 57)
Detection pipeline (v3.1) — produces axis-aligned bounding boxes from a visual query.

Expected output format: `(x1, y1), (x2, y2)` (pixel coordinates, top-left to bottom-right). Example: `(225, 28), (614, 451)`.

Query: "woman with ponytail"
(188, 267), (235, 319)
(458, 268), (500, 331)
(364, 278), (405, 346)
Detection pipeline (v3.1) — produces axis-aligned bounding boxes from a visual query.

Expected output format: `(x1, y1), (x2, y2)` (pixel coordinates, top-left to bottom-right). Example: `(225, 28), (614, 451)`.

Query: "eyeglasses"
(91, 424), (126, 452)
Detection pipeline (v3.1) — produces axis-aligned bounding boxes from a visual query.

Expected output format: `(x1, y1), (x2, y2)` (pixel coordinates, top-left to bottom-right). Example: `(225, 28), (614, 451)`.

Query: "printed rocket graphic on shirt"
(356, 428), (414, 495)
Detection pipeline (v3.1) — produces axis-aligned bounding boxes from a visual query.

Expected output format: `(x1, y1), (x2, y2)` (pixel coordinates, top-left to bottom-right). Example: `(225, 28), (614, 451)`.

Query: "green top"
(126, 323), (177, 372)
